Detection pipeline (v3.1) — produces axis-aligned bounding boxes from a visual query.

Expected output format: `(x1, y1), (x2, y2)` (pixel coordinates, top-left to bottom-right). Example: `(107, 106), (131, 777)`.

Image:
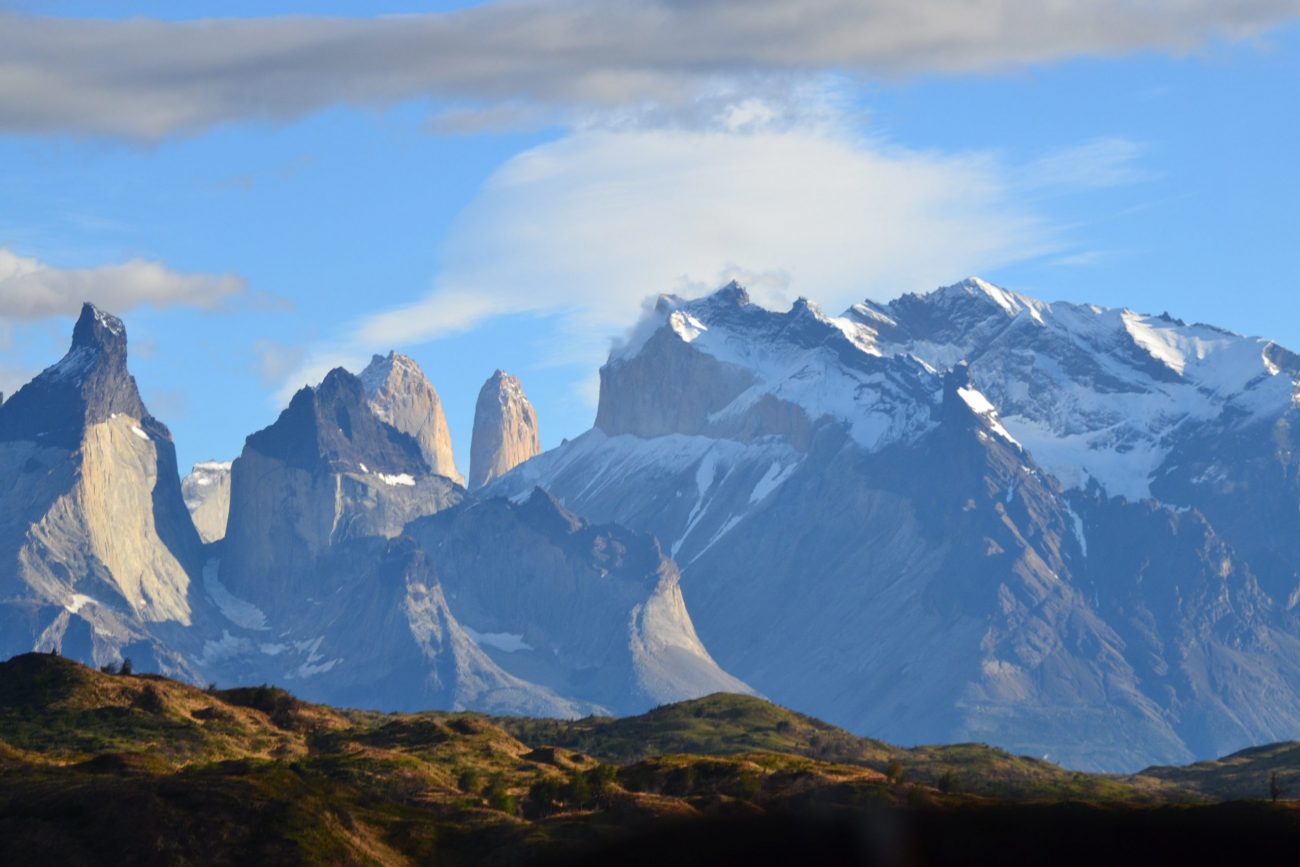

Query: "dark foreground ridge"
(2, 652), (1300, 866)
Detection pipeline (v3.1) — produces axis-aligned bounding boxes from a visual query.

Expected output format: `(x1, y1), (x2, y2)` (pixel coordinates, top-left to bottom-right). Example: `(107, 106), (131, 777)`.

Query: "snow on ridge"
(376, 472), (416, 487)
(958, 386), (1021, 447)
(598, 278), (1295, 504)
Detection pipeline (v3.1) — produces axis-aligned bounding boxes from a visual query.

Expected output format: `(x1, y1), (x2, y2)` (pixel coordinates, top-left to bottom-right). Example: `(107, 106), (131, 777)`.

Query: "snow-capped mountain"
(8, 284), (1300, 772)
(847, 277), (1298, 502)
(490, 279), (1300, 771)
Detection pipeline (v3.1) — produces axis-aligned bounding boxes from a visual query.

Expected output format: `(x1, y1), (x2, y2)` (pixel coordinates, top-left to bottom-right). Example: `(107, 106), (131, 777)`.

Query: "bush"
(456, 767), (481, 793)
(133, 684), (166, 714)
(885, 761), (906, 784)
(567, 770), (592, 808)
(483, 774), (518, 815)
(589, 764), (619, 801)
(99, 662), (120, 675)
(217, 685), (305, 730)
(938, 770), (959, 794)
(527, 777), (567, 816)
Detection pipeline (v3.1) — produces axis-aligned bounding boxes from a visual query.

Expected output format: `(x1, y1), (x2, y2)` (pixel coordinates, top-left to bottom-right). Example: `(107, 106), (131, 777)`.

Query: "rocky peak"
(71, 302), (128, 353)
(0, 302), (149, 448)
(181, 460), (233, 543)
(360, 352), (463, 486)
(514, 486), (585, 536)
(469, 370), (541, 490)
(244, 367), (426, 476)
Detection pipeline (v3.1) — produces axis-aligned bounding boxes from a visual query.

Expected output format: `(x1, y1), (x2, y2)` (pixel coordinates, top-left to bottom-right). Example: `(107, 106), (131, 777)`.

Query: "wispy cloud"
(0, 246), (245, 321)
(271, 117), (1072, 398)
(1024, 138), (1151, 192)
(2, 0), (1296, 139)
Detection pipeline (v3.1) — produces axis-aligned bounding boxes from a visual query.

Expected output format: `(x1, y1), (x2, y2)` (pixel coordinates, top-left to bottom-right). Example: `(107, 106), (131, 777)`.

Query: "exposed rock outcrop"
(0, 304), (203, 674)
(360, 352), (463, 486)
(402, 489), (752, 714)
(468, 370), (540, 490)
(219, 368), (462, 617)
(181, 461), (232, 543)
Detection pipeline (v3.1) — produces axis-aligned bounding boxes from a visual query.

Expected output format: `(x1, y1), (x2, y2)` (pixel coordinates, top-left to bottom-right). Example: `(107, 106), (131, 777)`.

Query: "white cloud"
(0, 247), (245, 320)
(1, 0), (1296, 138)
(301, 121), (1066, 395)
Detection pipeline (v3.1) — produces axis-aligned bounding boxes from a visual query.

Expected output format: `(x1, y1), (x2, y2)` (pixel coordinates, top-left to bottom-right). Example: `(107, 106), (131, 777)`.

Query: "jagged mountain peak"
(359, 351), (463, 485)
(512, 486), (585, 536)
(0, 301), (149, 448)
(600, 280), (940, 451)
(359, 350), (419, 393)
(244, 367), (426, 476)
(925, 276), (1039, 315)
(844, 280), (1299, 500)
(71, 302), (127, 352)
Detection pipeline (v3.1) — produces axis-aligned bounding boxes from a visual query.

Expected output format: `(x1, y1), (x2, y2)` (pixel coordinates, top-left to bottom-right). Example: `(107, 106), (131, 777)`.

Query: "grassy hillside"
(3, 653), (1300, 865)
(1144, 742), (1300, 801)
(501, 692), (1175, 802)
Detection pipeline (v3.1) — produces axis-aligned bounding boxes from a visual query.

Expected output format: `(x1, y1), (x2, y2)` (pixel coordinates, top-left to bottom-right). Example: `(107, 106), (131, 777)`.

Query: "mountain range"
(2, 278), (1298, 772)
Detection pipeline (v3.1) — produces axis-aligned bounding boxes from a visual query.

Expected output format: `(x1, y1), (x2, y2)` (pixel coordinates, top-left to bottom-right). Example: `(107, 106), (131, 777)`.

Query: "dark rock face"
(220, 367), (461, 615)
(245, 368), (427, 476)
(488, 279), (1300, 771)
(0, 304), (149, 449)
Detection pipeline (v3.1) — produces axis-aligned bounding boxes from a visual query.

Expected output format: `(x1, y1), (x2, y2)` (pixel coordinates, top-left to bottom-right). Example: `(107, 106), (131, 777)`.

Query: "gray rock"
(360, 351), (464, 486)
(0, 304), (204, 676)
(469, 370), (540, 489)
(181, 460), (232, 543)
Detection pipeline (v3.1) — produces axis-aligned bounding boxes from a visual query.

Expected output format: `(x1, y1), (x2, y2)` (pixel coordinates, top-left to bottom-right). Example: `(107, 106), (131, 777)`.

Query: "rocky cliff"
(0, 304), (203, 675)
(360, 351), (464, 486)
(219, 367), (462, 617)
(469, 370), (540, 490)
(182, 460), (231, 543)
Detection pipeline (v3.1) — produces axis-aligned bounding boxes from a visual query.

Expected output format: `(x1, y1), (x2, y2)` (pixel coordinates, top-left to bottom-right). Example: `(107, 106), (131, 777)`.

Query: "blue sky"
(1, 1), (1298, 474)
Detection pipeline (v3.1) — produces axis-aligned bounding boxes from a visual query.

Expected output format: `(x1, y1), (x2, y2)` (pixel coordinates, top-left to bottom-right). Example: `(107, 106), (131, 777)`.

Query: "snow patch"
(749, 461), (797, 505)
(1068, 508), (1088, 557)
(65, 593), (98, 614)
(203, 559), (269, 631)
(375, 472), (416, 487)
(130, 425), (150, 441)
(464, 625), (533, 653)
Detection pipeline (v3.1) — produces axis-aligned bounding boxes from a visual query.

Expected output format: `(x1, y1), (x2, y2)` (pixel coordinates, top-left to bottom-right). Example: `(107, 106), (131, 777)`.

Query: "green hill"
(3, 653), (1300, 865)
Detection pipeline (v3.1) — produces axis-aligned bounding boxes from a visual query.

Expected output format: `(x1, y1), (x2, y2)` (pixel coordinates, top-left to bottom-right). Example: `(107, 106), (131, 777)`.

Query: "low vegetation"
(2, 653), (1300, 865)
